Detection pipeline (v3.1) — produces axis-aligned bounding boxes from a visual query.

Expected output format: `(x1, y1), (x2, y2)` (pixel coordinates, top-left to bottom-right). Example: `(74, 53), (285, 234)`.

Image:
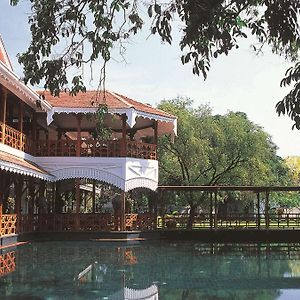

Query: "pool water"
(1, 241), (300, 299)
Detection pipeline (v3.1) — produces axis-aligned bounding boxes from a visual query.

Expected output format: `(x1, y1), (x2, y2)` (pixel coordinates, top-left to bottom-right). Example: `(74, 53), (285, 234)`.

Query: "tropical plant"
(8, 0), (299, 127)
(158, 97), (291, 227)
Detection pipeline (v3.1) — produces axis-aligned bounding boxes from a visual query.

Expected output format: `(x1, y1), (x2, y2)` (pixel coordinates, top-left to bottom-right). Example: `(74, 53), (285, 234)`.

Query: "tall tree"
(158, 97), (290, 227)
(10, 0), (299, 125)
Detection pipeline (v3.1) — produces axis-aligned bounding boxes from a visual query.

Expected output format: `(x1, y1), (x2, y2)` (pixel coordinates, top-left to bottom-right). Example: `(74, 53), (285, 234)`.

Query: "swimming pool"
(1, 241), (300, 299)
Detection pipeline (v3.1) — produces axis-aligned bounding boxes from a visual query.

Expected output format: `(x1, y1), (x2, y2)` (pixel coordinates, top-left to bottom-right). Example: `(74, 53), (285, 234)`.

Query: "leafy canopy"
(10, 0), (299, 125)
(158, 97), (290, 208)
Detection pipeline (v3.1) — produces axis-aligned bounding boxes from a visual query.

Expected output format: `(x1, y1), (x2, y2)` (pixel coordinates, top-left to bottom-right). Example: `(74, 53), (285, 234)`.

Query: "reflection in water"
(77, 259), (158, 300)
(0, 251), (16, 277)
(0, 242), (300, 299)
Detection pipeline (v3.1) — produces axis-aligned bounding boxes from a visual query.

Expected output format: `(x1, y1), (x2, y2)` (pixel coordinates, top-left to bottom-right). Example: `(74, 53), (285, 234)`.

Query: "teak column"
(0, 174), (3, 237)
(256, 192), (261, 229)
(31, 112), (37, 155)
(120, 114), (127, 231)
(154, 120), (158, 145)
(75, 114), (82, 230)
(15, 176), (23, 233)
(121, 114), (127, 157)
(1, 86), (7, 144)
(19, 101), (24, 150)
(92, 180), (96, 213)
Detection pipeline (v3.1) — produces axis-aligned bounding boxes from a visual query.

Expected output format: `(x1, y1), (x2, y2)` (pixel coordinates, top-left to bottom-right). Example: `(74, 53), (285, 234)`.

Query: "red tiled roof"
(0, 36), (13, 71)
(0, 151), (49, 177)
(39, 90), (175, 119)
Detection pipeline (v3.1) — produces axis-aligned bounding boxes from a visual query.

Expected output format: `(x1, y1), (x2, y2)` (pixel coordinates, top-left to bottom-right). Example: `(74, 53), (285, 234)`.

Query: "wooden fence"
(159, 213), (300, 229)
(34, 139), (157, 159)
(4, 212), (300, 237)
(19, 213), (156, 233)
(0, 214), (17, 237)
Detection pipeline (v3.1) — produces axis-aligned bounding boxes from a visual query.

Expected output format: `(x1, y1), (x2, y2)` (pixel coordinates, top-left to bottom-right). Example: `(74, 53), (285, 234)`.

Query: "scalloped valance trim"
(0, 160), (52, 181)
(125, 178), (158, 192)
(48, 167), (158, 191)
(50, 167), (123, 188)
(46, 106), (177, 135)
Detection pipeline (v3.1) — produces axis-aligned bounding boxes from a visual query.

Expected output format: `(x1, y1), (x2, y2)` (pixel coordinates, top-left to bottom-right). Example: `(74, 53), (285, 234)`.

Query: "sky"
(0, 1), (299, 158)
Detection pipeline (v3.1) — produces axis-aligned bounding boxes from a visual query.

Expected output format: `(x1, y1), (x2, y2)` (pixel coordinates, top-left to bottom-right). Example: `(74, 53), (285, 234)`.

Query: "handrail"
(0, 214), (17, 237)
(19, 213), (156, 233)
(0, 121), (28, 152)
(159, 213), (300, 229)
(35, 139), (157, 160)
(0, 121), (157, 159)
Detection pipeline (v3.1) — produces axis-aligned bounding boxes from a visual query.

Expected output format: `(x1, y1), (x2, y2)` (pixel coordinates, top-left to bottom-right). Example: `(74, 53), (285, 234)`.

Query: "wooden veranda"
(2, 185), (300, 242)
(158, 185), (300, 230)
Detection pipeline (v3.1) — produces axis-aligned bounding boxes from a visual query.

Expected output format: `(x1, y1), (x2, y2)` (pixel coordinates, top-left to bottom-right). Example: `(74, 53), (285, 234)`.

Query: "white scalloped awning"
(0, 151), (53, 181)
(35, 157), (158, 191)
(46, 106), (177, 136)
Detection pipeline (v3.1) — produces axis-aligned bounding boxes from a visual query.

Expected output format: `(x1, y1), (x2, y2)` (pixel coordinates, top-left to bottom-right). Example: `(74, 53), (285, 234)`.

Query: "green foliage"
(15, 0), (143, 95)
(270, 156), (300, 209)
(10, 0), (299, 122)
(285, 156), (300, 184)
(94, 104), (111, 140)
(158, 97), (292, 209)
(276, 62), (300, 129)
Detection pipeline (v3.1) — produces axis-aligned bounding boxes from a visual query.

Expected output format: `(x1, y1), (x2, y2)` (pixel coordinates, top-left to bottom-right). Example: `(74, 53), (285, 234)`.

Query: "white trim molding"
(46, 106), (177, 136)
(0, 61), (51, 112)
(34, 157), (159, 192)
(0, 159), (53, 181)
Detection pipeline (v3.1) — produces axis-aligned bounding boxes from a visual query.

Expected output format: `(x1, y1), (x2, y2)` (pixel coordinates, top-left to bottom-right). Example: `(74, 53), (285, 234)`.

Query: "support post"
(265, 190), (270, 229)
(121, 114), (127, 157)
(75, 114), (82, 230)
(209, 192), (213, 230)
(31, 112), (37, 155)
(154, 191), (158, 229)
(257, 192), (261, 229)
(154, 120), (158, 145)
(1, 87), (7, 144)
(214, 192), (218, 229)
(15, 176), (23, 233)
(161, 190), (165, 229)
(0, 202), (2, 237)
(28, 178), (35, 232)
(120, 191), (126, 231)
(0, 176), (3, 236)
(92, 180), (96, 213)
(19, 101), (24, 150)
(76, 114), (82, 157)
(75, 180), (81, 230)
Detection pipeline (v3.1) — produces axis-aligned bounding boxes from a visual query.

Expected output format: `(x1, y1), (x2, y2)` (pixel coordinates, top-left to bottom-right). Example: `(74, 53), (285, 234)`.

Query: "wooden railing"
(19, 213), (156, 233)
(0, 121), (28, 152)
(35, 139), (157, 160)
(15, 212), (300, 233)
(126, 140), (157, 159)
(0, 121), (157, 159)
(0, 214), (17, 237)
(159, 213), (300, 229)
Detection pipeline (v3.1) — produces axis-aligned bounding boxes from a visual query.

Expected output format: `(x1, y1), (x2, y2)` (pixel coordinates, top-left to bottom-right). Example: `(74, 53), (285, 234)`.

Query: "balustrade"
(0, 121), (157, 159)
(0, 121), (27, 152)
(35, 139), (156, 160)
(160, 213), (300, 229)
(14, 212), (300, 234)
(0, 214), (17, 237)
(18, 213), (156, 233)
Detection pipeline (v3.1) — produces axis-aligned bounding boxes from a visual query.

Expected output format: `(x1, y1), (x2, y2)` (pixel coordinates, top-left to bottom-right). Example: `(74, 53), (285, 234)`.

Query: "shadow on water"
(1, 241), (300, 299)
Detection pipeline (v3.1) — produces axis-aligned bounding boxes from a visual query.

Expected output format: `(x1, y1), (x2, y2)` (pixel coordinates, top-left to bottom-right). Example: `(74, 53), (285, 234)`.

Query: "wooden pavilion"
(0, 36), (177, 245)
